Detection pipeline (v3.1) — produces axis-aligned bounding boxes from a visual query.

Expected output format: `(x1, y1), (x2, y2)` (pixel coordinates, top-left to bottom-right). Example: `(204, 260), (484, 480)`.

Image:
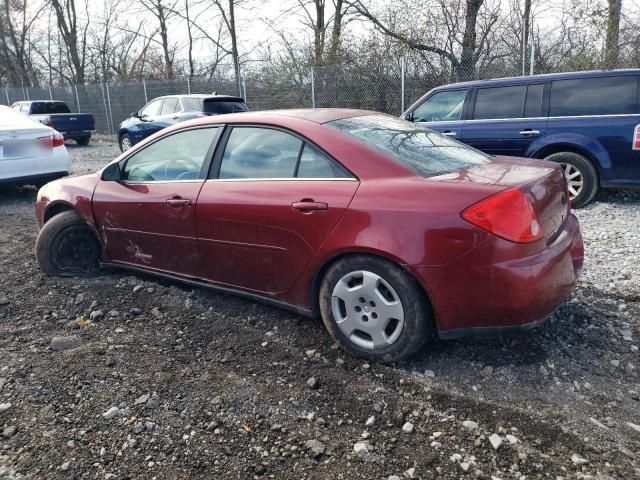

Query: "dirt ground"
(0, 139), (638, 479)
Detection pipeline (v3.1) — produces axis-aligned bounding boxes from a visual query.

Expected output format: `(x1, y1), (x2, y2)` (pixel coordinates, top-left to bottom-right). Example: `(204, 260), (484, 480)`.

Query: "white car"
(0, 105), (70, 188)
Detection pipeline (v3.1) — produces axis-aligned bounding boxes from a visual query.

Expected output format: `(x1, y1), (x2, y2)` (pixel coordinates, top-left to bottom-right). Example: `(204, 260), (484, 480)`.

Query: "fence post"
(142, 79), (148, 104)
(186, 76), (191, 94)
(529, 30), (535, 76)
(400, 56), (406, 114)
(100, 82), (111, 136)
(310, 66), (316, 108)
(5, 88), (9, 105)
(105, 82), (115, 137)
(242, 76), (247, 102)
(74, 84), (81, 111)
(48, 86), (53, 100)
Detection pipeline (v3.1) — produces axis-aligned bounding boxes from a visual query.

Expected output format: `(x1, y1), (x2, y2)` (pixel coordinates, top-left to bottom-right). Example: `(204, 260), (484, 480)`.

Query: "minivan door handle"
(166, 197), (192, 208)
(519, 129), (540, 136)
(442, 130), (457, 136)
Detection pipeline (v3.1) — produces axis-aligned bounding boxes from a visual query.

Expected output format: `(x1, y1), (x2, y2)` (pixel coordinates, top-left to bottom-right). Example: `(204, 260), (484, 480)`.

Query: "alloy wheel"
(120, 136), (132, 152)
(331, 270), (405, 351)
(561, 162), (583, 200)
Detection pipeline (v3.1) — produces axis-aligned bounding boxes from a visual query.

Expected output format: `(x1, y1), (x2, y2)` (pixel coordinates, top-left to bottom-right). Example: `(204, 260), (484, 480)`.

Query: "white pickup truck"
(0, 105), (70, 188)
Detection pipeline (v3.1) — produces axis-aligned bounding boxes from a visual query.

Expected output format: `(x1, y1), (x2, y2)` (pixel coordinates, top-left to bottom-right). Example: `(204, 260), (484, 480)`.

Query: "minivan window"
(524, 84), (544, 118)
(328, 115), (490, 178)
(473, 85), (526, 120)
(550, 76), (638, 116)
(160, 98), (178, 115)
(412, 90), (466, 122)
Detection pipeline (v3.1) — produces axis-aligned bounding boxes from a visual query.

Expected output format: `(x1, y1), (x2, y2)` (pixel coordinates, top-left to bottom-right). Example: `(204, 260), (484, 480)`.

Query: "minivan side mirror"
(131, 111), (140, 118)
(101, 163), (122, 181)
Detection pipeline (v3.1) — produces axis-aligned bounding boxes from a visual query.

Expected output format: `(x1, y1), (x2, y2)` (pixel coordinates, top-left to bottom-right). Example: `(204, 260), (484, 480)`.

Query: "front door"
(461, 84), (548, 157)
(92, 126), (221, 276)
(409, 89), (468, 139)
(196, 126), (359, 294)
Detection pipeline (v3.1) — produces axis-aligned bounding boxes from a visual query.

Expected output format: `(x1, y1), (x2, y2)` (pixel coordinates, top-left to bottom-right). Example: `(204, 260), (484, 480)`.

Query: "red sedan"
(34, 109), (584, 361)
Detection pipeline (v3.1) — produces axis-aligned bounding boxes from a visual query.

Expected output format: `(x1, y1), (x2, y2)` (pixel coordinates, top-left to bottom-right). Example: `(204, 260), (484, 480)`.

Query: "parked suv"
(118, 94), (249, 152)
(402, 69), (640, 207)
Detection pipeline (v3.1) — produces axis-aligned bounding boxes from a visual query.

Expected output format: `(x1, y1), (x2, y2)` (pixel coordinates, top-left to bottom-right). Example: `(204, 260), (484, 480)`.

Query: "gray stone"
(50, 335), (81, 351)
(365, 415), (376, 427)
(102, 406), (119, 420)
(353, 441), (371, 454)
(0, 402), (11, 412)
(571, 454), (588, 465)
(2, 426), (17, 437)
(304, 439), (325, 458)
(402, 422), (414, 434)
(462, 420), (478, 430)
(488, 433), (503, 450)
(135, 394), (150, 405)
(306, 377), (319, 390)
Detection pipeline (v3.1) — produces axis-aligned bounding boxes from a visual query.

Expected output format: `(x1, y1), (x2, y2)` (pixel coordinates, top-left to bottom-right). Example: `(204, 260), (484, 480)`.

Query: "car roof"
(213, 108), (383, 124)
(0, 105), (53, 130)
(431, 68), (640, 91)
(155, 94), (245, 101)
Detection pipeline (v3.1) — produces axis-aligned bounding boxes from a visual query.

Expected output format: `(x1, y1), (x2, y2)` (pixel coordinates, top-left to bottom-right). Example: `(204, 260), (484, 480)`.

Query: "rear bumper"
(411, 214), (584, 338)
(62, 131), (94, 139)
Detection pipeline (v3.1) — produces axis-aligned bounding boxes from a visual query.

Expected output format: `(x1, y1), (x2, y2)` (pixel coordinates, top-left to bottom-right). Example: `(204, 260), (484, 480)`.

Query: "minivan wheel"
(544, 151), (598, 208)
(119, 133), (132, 152)
(319, 255), (432, 362)
(35, 211), (102, 276)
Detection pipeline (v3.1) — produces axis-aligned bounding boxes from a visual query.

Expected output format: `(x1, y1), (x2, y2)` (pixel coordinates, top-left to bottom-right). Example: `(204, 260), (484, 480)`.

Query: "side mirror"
(131, 111), (140, 118)
(403, 111), (414, 122)
(101, 163), (122, 181)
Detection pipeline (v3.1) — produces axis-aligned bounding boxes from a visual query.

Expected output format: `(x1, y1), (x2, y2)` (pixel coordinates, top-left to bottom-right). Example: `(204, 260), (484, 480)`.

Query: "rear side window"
(204, 100), (249, 114)
(140, 99), (163, 117)
(30, 102), (71, 115)
(412, 90), (466, 122)
(473, 85), (526, 120)
(550, 76), (638, 116)
(297, 144), (350, 178)
(328, 115), (490, 178)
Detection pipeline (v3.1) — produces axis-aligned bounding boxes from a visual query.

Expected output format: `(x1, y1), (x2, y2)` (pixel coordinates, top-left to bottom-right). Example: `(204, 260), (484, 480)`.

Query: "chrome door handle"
(442, 131), (457, 136)
(519, 129), (540, 136)
(292, 201), (328, 212)
(166, 198), (192, 207)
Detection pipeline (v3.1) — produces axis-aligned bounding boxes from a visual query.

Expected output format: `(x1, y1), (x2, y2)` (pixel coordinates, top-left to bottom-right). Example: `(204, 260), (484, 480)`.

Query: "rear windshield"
(203, 100), (249, 114)
(327, 115), (490, 177)
(30, 102), (71, 115)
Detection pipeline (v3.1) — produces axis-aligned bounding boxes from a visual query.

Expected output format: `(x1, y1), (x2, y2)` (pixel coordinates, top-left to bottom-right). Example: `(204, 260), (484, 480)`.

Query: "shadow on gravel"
(0, 186), (37, 205)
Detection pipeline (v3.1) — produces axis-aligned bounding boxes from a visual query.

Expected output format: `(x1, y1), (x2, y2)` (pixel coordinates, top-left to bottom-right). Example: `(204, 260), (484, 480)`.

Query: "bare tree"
(0, 0), (43, 86)
(211, 0), (242, 93)
(604, 0), (622, 68)
(48, 0), (90, 83)
(140, 0), (179, 79)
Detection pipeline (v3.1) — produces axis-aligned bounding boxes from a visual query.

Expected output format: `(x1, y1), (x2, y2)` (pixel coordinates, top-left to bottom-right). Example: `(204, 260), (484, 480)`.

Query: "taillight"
(461, 188), (544, 243)
(37, 132), (64, 149)
(633, 124), (640, 150)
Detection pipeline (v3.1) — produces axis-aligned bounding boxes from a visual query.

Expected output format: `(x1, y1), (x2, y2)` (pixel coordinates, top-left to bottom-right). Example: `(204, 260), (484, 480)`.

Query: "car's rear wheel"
(119, 133), (132, 152)
(76, 135), (91, 146)
(544, 151), (598, 208)
(35, 211), (102, 276)
(319, 255), (432, 362)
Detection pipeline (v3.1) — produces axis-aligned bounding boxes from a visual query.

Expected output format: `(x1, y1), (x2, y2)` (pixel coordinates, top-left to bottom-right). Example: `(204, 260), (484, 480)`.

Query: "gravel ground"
(0, 139), (639, 479)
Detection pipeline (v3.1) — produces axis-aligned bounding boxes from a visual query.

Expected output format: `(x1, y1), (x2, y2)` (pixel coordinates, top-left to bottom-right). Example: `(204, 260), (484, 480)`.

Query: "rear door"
(461, 83), (548, 157)
(547, 75), (640, 185)
(408, 89), (468, 139)
(135, 98), (166, 140)
(196, 125), (358, 294)
(92, 126), (221, 276)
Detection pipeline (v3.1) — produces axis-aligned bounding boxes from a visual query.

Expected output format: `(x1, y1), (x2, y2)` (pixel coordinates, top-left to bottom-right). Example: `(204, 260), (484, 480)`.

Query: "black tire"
(119, 133), (132, 152)
(76, 135), (91, 146)
(319, 255), (432, 362)
(35, 210), (102, 276)
(544, 151), (598, 208)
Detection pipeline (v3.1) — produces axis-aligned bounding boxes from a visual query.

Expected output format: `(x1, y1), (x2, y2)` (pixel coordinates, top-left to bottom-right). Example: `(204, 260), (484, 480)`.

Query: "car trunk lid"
(431, 156), (570, 243)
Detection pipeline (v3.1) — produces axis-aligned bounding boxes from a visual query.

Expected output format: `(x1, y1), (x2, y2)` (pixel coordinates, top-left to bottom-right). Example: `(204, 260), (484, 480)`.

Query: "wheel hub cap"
(331, 270), (405, 351)
(561, 163), (583, 200)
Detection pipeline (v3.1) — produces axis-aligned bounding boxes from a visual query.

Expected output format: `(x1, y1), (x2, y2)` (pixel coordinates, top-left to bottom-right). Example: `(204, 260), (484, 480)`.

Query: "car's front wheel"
(319, 255), (432, 362)
(76, 135), (91, 146)
(35, 211), (102, 276)
(119, 133), (132, 152)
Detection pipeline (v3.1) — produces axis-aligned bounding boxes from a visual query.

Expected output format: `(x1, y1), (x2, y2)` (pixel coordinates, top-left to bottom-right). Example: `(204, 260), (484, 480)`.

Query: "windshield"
(327, 115), (490, 177)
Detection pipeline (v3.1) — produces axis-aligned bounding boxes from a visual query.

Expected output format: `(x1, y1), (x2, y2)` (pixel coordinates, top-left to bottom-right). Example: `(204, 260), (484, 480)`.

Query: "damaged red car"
(34, 109), (584, 361)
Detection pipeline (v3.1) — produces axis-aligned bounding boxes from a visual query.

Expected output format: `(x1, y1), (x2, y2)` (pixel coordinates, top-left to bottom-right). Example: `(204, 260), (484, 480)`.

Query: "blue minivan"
(402, 69), (640, 207)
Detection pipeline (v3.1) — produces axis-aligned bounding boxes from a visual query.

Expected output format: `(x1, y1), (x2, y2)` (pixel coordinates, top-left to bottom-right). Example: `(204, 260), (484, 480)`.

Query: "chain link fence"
(3, 56), (638, 137)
